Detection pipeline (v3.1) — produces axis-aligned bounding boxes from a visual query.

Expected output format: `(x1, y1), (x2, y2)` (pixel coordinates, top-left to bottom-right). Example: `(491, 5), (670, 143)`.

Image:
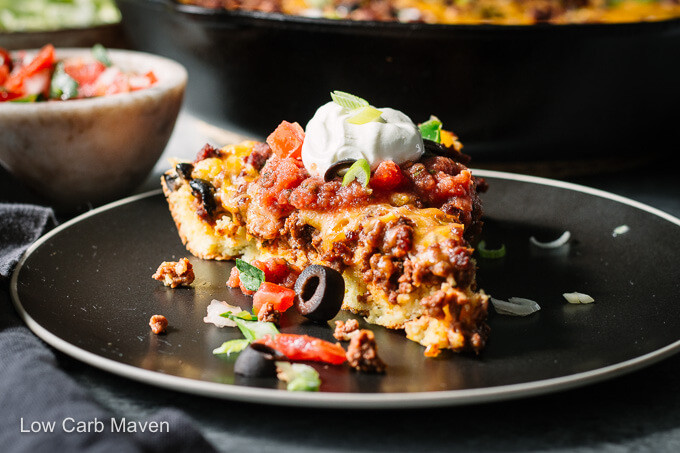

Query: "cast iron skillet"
(115, 0), (680, 161)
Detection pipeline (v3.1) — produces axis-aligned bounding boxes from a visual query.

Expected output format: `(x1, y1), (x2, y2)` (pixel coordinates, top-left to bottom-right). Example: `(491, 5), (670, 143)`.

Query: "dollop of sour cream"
(301, 101), (424, 177)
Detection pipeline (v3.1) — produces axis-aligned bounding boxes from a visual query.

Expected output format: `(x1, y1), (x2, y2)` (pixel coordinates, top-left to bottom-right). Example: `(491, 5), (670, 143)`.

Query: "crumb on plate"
(149, 314), (168, 334)
(152, 257), (195, 288)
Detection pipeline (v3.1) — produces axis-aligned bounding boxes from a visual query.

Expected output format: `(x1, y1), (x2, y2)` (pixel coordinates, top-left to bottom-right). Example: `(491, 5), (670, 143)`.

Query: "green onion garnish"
(92, 43), (112, 67)
(9, 94), (39, 103)
(220, 312), (279, 341)
(347, 106), (383, 125)
(50, 61), (79, 100)
(342, 159), (371, 187)
(235, 259), (265, 292)
(276, 362), (321, 392)
(330, 90), (369, 110)
(419, 116), (443, 143)
(478, 241), (506, 259)
(212, 339), (251, 357)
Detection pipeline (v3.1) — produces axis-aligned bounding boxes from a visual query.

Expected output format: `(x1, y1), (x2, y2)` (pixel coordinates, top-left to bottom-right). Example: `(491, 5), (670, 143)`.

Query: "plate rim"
(10, 169), (680, 409)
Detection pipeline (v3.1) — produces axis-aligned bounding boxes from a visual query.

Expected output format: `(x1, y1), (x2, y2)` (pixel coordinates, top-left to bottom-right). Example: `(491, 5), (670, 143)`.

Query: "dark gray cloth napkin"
(0, 203), (217, 452)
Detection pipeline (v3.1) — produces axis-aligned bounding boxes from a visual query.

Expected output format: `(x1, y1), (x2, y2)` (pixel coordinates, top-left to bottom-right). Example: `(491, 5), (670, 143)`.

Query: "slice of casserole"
(162, 99), (489, 356)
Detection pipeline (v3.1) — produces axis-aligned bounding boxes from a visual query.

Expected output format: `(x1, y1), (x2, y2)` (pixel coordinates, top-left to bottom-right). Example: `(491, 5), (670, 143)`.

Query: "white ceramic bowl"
(0, 48), (187, 208)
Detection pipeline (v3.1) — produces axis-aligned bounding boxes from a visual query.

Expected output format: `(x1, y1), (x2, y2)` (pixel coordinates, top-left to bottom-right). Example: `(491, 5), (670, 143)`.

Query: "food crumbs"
(346, 329), (386, 373)
(333, 319), (360, 341)
(152, 257), (195, 288)
(149, 315), (168, 334)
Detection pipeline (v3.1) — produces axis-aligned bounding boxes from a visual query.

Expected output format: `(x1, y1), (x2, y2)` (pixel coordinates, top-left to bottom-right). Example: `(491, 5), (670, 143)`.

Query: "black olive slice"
(234, 343), (287, 378)
(324, 159), (357, 182)
(294, 265), (345, 323)
(423, 139), (449, 156)
(175, 162), (194, 181)
(189, 178), (216, 217)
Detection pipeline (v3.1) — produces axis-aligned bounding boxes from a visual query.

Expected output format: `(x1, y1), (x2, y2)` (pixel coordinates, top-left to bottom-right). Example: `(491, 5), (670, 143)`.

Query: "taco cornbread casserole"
(180, 0), (680, 25)
(162, 95), (489, 357)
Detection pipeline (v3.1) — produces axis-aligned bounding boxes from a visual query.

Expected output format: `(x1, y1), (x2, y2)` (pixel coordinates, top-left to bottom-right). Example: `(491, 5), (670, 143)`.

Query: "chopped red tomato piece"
(144, 71), (158, 85)
(0, 48), (12, 71)
(63, 59), (106, 87)
(266, 121), (305, 159)
(227, 267), (255, 295)
(256, 333), (347, 365)
(0, 66), (9, 86)
(0, 48), (11, 86)
(370, 160), (408, 191)
(0, 90), (22, 102)
(20, 68), (51, 98)
(253, 282), (295, 314)
(251, 257), (298, 288)
(4, 44), (55, 94)
(103, 71), (131, 96)
(128, 71), (157, 91)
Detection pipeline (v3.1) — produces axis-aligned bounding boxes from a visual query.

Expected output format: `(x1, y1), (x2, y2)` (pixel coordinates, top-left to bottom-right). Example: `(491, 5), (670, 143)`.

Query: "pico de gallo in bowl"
(0, 43), (157, 102)
(0, 45), (186, 208)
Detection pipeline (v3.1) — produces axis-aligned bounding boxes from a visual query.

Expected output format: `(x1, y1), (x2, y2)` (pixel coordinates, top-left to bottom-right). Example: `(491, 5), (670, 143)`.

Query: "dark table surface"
(2, 112), (679, 452)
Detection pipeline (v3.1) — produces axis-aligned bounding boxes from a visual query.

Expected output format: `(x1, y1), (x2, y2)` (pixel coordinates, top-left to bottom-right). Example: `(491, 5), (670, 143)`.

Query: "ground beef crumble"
(152, 258), (195, 288)
(194, 143), (221, 163)
(244, 142), (273, 171)
(149, 315), (168, 334)
(257, 302), (281, 324)
(333, 319), (360, 341)
(346, 329), (386, 373)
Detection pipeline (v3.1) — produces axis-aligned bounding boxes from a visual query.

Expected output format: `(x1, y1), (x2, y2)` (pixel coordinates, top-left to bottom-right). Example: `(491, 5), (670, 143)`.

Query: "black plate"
(11, 170), (680, 408)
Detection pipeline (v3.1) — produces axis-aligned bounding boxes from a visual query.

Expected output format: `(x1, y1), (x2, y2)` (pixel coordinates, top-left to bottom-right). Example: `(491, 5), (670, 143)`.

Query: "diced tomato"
(226, 267), (255, 295)
(256, 334), (347, 365)
(252, 282), (295, 314)
(0, 47), (12, 72)
(104, 72), (131, 96)
(4, 44), (55, 94)
(21, 68), (51, 98)
(0, 90), (22, 102)
(266, 121), (305, 159)
(251, 257), (296, 287)
(0, 48), (11, 86)
(0, 66), (9, 86)
(128, 71), (157, 91)
(63, 59), (106, 87)
(227, 267), (241, 288)
(370, 160), (408, 191)
(144, 71), (158, 85)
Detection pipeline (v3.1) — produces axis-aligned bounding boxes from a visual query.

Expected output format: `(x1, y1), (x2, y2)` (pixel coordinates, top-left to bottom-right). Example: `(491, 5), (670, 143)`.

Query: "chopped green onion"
(419, 116), (443, 143)
(221, 312), (279, 341)
(347, 106), (384, 125)
(212, 339), (251, 357)
(9, 94), (39, 103)
(330, 90), (369, 110)
(563, 292), (595, 304)
(342, 158), (371, 187)
(232, 311), (258, 321)
(92, 43), (112, 67)
(478, 240), (506, 259)
(276, 362), (321, 392)
(235, 259), (265, 292)
(50, 62), (79, 100)
(612, 225), (630, 237)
